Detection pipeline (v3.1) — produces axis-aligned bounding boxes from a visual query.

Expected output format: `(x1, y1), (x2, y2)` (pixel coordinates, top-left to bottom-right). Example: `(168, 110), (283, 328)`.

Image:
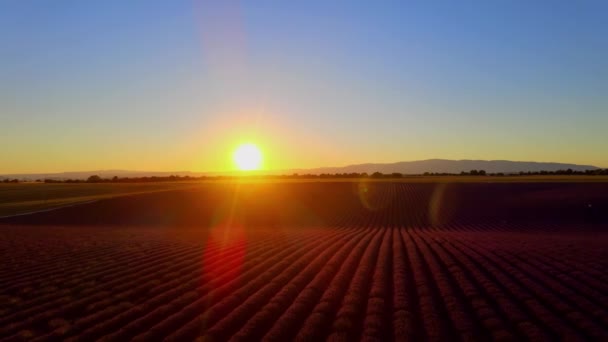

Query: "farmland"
(0, 182), (205, 218)
(1, 181), (607, 341)
(3, 176), (607, 218)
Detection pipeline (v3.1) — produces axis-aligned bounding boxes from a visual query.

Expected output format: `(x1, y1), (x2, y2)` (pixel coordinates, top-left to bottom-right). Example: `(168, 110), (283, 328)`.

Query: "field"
(1, 181), (607, 341)
(3, 176), (607, 218)
(0, 182), (208, 218)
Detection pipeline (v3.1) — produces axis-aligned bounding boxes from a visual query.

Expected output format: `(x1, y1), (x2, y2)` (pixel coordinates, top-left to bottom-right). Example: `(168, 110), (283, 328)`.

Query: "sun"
(233, 143), (263, 171)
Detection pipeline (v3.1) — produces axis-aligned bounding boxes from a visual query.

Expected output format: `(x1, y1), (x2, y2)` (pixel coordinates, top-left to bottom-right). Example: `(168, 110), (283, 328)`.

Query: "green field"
(0, 182), (204, 217)
(2, 176), (608, 217)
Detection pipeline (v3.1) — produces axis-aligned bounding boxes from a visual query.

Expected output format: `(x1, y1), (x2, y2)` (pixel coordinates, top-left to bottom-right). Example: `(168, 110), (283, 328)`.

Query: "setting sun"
(233, 143), (263, 171)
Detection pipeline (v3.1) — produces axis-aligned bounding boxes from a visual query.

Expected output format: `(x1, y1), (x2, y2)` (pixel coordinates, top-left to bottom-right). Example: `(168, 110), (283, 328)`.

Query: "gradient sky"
(1, 1), (607, 173)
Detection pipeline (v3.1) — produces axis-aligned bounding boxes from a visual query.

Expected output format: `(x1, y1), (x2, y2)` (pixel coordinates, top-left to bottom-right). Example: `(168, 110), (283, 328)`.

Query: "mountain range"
(288, 159), (600, 175)
(1, 159), (601, 180)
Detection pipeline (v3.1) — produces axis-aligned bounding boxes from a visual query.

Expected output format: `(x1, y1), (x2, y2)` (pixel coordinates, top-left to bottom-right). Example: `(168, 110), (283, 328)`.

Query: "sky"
(1, 1), (607, 173)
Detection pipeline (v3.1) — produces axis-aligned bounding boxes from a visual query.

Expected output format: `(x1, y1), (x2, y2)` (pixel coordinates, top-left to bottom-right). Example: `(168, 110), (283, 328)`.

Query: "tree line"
(1, 168), (607, 184)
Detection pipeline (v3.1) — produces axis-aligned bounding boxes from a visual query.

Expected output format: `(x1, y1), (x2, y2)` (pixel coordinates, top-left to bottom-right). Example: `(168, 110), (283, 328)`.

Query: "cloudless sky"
(1, 1), (607, 173)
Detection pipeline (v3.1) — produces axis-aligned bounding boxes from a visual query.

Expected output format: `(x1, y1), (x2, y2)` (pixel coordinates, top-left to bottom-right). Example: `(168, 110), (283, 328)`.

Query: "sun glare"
(233, 143), (263, 171)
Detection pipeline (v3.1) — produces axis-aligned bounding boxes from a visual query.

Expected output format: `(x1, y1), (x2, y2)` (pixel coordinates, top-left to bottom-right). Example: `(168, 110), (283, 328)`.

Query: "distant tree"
(470, 170), (479, 176)
(391, 172), (403, 178)
(371, 172), (383, 178)
(87, 175), (102, 183)
(478, 170), (486, 176)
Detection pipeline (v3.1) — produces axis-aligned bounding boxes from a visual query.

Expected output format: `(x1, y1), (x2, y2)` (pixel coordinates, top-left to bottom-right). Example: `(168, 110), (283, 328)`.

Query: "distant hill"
(0, 170), (207, 181)
(1, 159), (601, 180)
(287, 159), (600, 175)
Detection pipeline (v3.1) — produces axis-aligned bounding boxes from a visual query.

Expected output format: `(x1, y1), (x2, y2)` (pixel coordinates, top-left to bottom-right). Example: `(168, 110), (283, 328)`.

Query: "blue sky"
(1, 1), (607, 173)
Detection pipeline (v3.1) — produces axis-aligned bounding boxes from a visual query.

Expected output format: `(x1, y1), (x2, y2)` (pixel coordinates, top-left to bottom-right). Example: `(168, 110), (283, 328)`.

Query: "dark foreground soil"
(1, 182), (607, 341)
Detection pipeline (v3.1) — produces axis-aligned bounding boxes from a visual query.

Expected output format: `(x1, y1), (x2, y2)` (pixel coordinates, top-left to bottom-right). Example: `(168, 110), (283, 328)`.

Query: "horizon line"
(1, 158), (604, 176)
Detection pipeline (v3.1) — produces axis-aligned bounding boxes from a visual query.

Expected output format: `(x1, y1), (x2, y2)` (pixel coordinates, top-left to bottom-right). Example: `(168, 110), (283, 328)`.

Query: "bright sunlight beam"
(233, 143), (263, 171)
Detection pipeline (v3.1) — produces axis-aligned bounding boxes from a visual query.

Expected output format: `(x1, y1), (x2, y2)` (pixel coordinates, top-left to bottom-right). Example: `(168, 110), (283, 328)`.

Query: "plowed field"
(1, 182), (607, 341)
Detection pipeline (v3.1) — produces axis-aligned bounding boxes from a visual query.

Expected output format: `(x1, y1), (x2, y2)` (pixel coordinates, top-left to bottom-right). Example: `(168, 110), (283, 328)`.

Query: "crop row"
(1, 224), (606, 340)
